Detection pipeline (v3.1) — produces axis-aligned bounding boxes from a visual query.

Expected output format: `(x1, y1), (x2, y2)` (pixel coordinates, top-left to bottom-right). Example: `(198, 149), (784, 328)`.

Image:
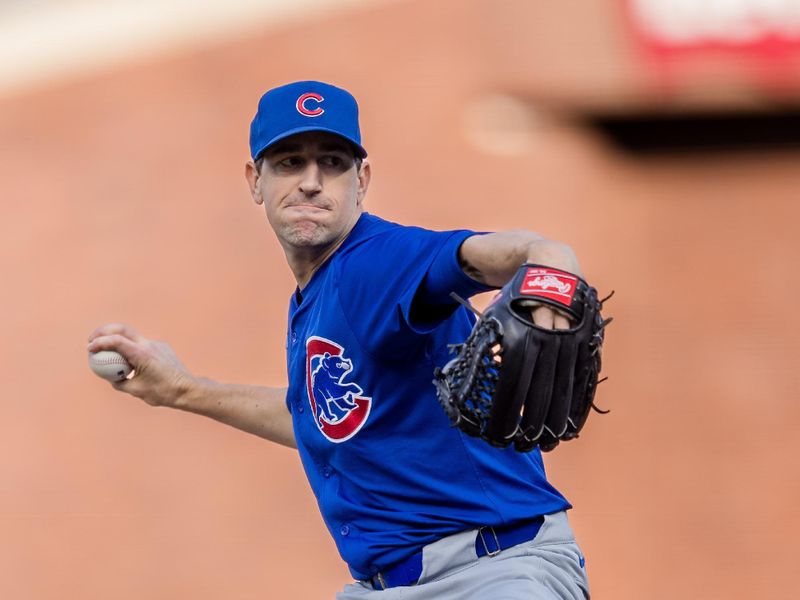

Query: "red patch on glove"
(519, 267), (578, 308)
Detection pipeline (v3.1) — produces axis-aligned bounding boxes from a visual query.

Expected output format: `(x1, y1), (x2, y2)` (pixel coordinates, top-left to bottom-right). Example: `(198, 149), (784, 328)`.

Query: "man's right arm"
(87, 323), (296, 449)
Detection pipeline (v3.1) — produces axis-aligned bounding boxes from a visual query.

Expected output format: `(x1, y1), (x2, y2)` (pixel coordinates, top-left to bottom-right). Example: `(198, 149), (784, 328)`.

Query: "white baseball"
(89, 350), (133, 382)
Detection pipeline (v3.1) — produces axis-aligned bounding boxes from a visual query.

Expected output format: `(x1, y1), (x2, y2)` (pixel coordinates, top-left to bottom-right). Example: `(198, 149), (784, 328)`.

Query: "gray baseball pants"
(336, 511), (589, 599)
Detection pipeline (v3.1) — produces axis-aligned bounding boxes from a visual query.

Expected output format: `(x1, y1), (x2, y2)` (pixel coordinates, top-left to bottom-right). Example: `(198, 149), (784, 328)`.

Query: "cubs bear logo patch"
(305, 336), (371, 442)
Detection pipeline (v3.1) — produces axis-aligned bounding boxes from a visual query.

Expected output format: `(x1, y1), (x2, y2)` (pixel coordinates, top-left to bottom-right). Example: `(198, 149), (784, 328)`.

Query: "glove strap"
(511, 264), (587, 321)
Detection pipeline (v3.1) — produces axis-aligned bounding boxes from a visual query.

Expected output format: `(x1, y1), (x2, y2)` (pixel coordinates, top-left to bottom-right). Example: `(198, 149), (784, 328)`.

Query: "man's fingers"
(111, 376), (140, 395)
(88, 323), (144, 344)
(553, 314), (571, 330)
(531, 306), (573, 330)
(86, 334), (143, 367)
(532, 306), (555, 329)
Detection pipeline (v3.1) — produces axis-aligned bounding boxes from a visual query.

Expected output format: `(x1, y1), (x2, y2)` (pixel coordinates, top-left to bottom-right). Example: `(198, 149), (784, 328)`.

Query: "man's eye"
(320, 155), (342, 167)
(278, 157), (303, 168)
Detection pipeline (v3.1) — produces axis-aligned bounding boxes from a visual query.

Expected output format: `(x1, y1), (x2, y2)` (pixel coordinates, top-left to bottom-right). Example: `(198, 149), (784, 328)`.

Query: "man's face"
(246, 131), (370, 253)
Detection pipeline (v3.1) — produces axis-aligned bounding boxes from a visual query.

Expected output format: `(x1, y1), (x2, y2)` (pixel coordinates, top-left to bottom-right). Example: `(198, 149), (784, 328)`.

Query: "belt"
(368, 516), (545, 590)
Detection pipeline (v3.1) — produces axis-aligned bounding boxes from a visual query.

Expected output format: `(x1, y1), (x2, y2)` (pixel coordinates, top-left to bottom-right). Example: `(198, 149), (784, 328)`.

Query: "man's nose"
(298, 163), (323, 195)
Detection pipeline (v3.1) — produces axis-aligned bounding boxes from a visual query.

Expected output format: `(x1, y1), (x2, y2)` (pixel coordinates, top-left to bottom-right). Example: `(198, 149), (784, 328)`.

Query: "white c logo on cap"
(296, 93), (324, 117)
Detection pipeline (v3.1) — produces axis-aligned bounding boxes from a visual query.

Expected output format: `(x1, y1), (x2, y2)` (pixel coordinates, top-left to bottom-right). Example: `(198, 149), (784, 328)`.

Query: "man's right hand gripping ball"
(434, 264), (612, 452)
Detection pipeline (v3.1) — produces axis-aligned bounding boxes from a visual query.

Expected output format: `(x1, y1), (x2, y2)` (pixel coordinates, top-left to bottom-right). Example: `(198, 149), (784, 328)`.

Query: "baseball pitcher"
(88, 81), (610, 599)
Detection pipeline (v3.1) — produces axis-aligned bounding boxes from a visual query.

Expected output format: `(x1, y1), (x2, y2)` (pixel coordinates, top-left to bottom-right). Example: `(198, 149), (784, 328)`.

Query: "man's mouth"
(286, 202), (330, 211)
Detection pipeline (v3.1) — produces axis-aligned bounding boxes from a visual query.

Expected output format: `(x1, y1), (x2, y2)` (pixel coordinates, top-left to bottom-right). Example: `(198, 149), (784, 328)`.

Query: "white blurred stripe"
(0, 0), (391, 97)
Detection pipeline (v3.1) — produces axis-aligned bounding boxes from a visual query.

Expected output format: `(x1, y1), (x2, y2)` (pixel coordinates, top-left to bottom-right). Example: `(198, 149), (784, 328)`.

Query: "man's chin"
(280, 223), (331, 248)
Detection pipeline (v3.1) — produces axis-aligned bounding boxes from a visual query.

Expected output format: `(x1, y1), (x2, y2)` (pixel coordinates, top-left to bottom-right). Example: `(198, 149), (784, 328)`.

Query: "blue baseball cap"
(249, 80), (367, 160)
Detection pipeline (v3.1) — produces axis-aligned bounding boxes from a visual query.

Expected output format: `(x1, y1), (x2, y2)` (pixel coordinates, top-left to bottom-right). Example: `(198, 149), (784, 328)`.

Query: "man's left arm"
(458, 231), (582, 329)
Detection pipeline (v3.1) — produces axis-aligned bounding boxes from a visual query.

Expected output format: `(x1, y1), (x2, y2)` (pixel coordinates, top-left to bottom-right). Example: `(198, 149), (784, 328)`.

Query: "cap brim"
(253, 125), (367, 160)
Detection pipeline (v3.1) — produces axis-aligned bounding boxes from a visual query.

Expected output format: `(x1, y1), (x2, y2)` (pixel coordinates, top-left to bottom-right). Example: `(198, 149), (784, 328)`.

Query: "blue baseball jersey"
(285, 212), (570, 580)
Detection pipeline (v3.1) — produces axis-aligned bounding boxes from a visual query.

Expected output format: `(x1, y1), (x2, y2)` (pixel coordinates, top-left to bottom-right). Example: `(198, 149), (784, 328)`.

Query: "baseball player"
(88, 81), (592, 599)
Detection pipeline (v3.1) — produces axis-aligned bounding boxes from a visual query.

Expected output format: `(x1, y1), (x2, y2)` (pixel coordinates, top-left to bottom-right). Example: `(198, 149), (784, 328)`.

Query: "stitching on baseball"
(92, 356), (128, 365)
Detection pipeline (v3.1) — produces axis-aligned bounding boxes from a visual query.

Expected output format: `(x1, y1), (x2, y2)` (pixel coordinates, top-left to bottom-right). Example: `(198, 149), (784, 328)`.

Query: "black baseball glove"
(433, 264), (612, 452)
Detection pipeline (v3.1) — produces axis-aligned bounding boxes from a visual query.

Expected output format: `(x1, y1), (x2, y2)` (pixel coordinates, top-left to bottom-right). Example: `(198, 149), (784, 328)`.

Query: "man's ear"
(356, 159), (371, 206)
(245, 160), (263, 205)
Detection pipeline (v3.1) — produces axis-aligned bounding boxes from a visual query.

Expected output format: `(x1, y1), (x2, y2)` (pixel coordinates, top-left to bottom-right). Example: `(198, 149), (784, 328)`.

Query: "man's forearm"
(459, 230), (582, 287)
(174, 380), (296, 449)
(86, 324), (297, 449)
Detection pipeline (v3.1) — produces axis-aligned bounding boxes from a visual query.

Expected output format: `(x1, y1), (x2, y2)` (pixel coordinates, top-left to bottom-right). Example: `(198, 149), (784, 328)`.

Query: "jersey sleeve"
(335, 226), (494, 357)
(416, 231), (495, 300)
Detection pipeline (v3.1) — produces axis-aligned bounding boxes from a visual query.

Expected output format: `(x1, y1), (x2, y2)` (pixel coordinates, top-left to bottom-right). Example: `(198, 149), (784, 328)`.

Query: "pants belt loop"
(477, 525), (501, 557)
(373, 572), (387, 590)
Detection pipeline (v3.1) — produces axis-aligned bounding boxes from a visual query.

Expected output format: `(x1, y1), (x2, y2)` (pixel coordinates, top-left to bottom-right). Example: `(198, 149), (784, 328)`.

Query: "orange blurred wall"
(1, 1), (798, 599)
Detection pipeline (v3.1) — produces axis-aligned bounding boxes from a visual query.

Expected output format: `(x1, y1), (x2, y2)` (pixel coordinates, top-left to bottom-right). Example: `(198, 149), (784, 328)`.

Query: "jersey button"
(322, 465), (333, 478)
(291, 331), (298, 344)
(340, 524), (350, 536)
(297, 403), (304, 413)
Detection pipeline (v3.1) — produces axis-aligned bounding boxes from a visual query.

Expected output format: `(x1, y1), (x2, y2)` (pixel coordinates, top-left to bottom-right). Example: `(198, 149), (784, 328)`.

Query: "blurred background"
(2, 0), (799, 598)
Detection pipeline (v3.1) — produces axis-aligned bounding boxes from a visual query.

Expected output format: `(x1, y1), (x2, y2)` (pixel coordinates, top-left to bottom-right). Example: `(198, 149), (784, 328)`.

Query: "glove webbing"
(434, 316), (506, 443)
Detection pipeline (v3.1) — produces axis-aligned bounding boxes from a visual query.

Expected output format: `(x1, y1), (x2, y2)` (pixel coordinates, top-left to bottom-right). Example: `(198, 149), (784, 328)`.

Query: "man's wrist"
(172, 375), (212, 411)
(525, 240), (582, 277)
